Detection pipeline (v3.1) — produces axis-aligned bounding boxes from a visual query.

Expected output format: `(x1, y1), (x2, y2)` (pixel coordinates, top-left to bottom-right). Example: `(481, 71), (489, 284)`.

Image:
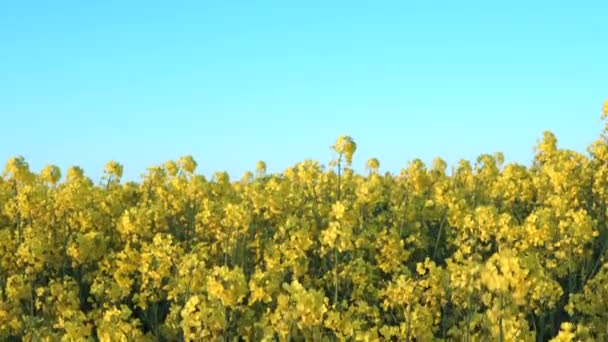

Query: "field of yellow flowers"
(2, 108), (608, 341)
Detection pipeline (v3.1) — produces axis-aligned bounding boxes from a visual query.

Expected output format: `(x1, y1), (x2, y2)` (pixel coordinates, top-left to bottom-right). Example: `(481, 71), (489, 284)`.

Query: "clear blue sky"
(1, 1), (606, 181)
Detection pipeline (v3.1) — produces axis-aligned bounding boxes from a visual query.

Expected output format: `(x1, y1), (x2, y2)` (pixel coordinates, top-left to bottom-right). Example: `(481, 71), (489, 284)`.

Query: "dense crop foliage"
(2, 106), (608, 341)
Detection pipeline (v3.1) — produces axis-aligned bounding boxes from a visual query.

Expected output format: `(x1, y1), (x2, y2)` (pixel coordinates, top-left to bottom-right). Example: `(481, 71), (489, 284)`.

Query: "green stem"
(432, 215), (447, 261)
(499, 295), (504, 342)
(405, 305), (412, 341)
(334, 247), (339, 305)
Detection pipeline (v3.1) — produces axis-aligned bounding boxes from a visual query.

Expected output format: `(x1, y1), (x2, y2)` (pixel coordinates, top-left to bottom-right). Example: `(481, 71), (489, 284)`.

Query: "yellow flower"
(104, 160), (124, 179)
(366, 158), (380, 173)
(256, 160), (267, 176)
(332, 201), (346, 220)
(179, 155), (197, 173)
(206, 266), (247, 307)
(333, 135), (357, 165)
(41, 164), (62, 185)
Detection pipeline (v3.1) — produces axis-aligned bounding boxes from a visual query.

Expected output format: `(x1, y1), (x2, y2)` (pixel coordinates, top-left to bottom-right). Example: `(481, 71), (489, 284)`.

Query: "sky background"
(1, 1), (607, 182)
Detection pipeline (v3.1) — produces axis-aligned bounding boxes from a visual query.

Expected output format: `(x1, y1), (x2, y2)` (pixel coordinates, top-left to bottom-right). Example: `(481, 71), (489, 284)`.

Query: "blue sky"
(1, 1), (606, 181)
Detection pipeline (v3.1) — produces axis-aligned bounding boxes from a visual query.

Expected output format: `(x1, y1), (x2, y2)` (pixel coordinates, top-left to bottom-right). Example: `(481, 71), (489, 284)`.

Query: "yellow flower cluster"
(1, 104), (608, 340)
